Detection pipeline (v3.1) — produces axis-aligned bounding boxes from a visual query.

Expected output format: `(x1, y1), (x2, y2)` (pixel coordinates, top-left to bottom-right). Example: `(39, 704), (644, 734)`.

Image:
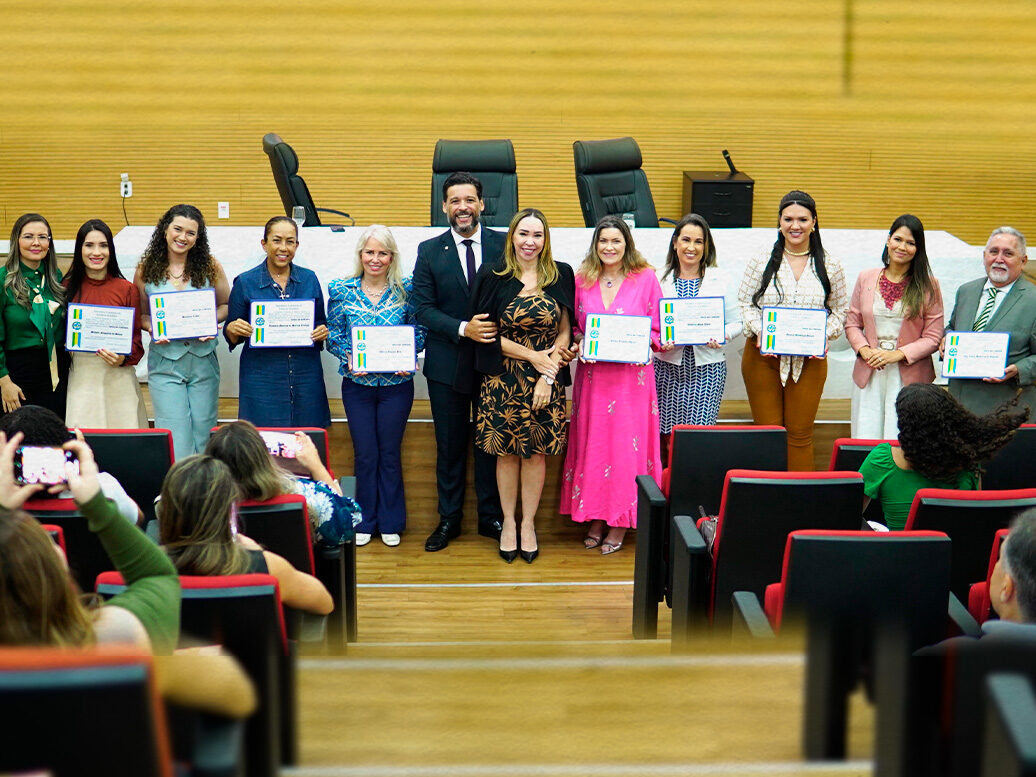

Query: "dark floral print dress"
(476, 292), (566, 457)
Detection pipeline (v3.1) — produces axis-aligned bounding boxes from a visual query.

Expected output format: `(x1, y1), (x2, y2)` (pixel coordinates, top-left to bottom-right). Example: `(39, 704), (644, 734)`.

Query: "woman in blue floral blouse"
(327, 225), (426, 547)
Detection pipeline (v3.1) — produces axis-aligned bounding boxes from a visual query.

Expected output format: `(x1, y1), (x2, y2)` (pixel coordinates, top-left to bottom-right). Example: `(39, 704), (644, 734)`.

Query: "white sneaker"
(381, 533), (401, 547)
(355, 533), (372, 546)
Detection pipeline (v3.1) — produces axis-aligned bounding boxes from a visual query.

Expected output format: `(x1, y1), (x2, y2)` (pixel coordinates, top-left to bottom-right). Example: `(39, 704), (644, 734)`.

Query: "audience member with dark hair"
(224, 216), (330, 428)
(133, 204), (230, 458)
(64, 218), (148, 428)
(859, 384), (1028, 529)
(0, 404), (141, 525)
(158, 454), (334, 615)
(1, 213), (66, 419)
(205, 420), (359, 547)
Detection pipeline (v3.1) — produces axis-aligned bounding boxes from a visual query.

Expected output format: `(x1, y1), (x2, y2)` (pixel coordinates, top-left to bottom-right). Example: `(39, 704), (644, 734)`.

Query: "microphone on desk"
(722, 149), (738, 175)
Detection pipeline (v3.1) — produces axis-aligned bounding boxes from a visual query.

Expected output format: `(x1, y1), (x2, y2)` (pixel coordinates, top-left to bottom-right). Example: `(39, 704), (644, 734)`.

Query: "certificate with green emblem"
(942, 331), (1010, 379)
(65, 303), (135, 354)
(581, 313), (652, 364)
(249, 300), (315, 348)
(350, 325), (417, 373)
(759, 306), (828, 357)
(148, 289), (217, 340)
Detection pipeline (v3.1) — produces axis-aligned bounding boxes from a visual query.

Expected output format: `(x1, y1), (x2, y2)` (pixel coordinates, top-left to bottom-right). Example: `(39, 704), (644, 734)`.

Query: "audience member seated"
(0, 404), (142, 525)
(985, 508), (1036, 634)
(859, 384), (1027, 530)
(205, 420), (359, 547)
(158, 454), (334, 615)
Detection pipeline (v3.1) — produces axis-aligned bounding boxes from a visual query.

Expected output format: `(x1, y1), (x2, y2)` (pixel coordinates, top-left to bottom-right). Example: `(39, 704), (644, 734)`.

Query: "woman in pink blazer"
(845, 214), (944, 438)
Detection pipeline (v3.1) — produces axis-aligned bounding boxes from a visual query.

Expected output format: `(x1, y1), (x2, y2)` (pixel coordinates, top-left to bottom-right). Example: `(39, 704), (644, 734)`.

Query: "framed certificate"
(351, 325), (417, 373)
(149, 289), (217, 340)
(759, 306), (828, 357)
(660, 296), (725, 346)
(582, 313), (651, 364)
(942, 331), (1011, 379)
(249, 300), (315, 348)
(66, 304), (135, 354)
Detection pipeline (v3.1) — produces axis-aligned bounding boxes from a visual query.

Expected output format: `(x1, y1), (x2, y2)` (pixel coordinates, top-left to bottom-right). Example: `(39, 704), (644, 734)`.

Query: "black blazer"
(454, 261), (576, 394)
(412, 227), (506, 387)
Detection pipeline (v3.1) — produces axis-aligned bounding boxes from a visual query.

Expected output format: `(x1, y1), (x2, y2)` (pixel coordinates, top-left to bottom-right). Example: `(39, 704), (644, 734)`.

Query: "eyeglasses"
(20, 233), (51, 243)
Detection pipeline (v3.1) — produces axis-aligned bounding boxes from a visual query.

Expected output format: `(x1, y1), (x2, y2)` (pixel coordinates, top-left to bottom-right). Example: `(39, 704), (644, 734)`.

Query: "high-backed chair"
(732, 530), (960, 762)
(669, 470), (865, 643)
(968, 529), (1011, 624)
(81, 428), (174, 527)
(828, 437), (897, 523)
(573, 136), (677, 227)
(25, 499), (110, 593)
(99, 573), (288, 777)
(0, 647), (173, 777)
(431, 139), (517, 227)
(633, 425), (787, 639)
(261, 132), (353, 227)
(982, 424), (1036, 491)
(905, 488), (1036, 602)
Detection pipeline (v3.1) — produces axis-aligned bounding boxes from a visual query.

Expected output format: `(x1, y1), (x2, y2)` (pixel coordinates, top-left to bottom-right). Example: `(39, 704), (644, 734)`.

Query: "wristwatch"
(541, 375), (555, 385)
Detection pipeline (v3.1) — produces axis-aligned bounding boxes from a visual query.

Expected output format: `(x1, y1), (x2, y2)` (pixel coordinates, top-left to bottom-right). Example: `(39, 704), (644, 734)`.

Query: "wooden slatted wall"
(1, 0), (1033, 245)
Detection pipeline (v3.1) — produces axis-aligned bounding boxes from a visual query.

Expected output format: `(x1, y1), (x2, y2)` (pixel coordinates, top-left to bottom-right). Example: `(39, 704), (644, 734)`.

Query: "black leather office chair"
(261, 133), (353, 227)
(431, 139), (518, 227)
(573, 136), (677, 227)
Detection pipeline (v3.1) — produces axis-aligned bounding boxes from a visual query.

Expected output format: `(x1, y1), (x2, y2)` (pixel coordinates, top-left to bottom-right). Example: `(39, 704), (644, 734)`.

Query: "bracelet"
(541, 375), (555, 386)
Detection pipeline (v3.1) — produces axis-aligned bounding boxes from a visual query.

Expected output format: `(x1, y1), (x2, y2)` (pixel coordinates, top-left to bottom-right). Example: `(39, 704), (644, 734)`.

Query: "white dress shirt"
(975, 278), (1017, 325)
(454, 225), (484, 338)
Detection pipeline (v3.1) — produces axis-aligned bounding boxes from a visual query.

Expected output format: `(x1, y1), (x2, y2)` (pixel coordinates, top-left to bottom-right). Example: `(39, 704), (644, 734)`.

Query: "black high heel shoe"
(499, 547), (518, 563)
(519, 546), (538, 564)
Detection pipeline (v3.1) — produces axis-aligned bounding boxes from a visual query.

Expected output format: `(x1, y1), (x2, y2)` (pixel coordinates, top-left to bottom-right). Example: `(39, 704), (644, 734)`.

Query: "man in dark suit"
(945, 226), (1036, 416)
(412, 172), (505, 551)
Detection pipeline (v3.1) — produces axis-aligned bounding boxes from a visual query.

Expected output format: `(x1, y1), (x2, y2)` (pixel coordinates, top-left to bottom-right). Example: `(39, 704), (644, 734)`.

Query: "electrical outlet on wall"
(218, 202), (230, 219)
(120, 173), (132, 198)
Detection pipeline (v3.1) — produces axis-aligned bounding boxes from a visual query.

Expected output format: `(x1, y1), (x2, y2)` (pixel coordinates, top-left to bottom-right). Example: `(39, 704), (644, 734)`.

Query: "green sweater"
(80, 490), (181, 654)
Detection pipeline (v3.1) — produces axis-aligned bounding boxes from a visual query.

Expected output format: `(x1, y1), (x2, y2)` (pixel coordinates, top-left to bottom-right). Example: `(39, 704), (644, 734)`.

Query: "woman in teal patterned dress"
(469, 208), (575, 564)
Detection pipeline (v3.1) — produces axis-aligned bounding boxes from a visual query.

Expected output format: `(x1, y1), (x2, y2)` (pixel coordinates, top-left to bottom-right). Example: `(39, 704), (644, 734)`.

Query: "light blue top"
(326, 276), (427, 387)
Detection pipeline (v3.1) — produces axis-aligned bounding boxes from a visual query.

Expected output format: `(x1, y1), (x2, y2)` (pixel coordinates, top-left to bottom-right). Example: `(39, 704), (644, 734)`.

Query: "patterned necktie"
(461, 239), (476, 289)
(972, 287), (999, 332)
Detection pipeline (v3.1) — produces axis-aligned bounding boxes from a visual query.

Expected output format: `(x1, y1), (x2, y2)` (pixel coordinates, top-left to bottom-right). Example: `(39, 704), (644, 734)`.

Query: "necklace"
(602, 274), (623, 288)
(362, 282), (387, 304)
(167, 266), (186, 281)
(783, 248), (810, 257)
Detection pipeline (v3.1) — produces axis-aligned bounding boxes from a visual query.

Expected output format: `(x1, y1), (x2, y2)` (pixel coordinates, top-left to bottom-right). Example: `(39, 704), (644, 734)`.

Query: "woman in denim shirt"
(327, 225), (426, 547)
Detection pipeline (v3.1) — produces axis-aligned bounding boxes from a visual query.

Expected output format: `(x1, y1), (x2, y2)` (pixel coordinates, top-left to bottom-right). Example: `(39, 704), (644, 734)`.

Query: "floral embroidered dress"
(560, 268), (664, 528)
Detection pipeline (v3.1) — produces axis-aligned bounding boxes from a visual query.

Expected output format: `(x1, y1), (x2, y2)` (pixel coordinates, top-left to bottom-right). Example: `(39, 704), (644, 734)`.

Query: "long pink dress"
(560, 268), (664, 528)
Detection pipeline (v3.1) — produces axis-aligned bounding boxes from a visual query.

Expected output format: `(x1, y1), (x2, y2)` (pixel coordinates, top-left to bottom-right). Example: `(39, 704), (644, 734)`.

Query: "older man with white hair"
(945, 226), (1036, 415)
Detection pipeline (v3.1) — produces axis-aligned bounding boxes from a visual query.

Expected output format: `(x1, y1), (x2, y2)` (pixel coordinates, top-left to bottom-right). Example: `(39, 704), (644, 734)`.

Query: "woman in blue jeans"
(327, 225), (426, 547)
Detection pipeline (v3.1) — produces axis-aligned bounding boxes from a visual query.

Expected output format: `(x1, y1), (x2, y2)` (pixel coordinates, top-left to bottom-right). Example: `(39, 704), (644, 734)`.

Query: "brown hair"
(205, 421), (293, 501)
(577, 215), (650, 287)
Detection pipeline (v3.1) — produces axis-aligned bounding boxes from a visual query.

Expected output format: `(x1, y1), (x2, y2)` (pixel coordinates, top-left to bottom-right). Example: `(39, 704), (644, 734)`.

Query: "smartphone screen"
(258, 431), (301, 459)
(15, 446), (80, 486)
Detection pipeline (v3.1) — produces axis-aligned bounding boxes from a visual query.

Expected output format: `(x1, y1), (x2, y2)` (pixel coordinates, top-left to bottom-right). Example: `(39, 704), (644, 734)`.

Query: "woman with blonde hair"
(158, 454), (333, 615)
(559, 215), (665, 556)
(0, 213), (66, 418)
(326, 226), (425, 547)
(468, 208), (574, 563)
(206, 420), (359, 548)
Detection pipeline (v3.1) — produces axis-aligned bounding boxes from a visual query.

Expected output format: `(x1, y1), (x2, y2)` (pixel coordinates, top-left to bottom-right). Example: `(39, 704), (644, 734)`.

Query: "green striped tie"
(972, 287), (999, 332)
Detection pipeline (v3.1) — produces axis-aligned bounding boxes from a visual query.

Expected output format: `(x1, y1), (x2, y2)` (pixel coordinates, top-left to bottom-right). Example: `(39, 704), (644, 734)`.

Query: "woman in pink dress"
(560, 215), (665, 555)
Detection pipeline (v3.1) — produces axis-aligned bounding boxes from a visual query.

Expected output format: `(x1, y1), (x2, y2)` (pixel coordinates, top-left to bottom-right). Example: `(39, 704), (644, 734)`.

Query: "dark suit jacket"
(947, 276), (1036, 416)
(412, 227), (506, 388)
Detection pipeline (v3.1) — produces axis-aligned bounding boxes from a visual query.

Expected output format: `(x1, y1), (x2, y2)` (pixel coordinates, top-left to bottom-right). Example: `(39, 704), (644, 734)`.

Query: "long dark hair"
(65, 219), (124, 303)
(751, 190), (832, 311)
(661, 213), (717, 283)
(896, 384), (1028, 482)
(138, 204), (218, 288)
(881, 214), (937, 319)
(4, 213), (65, 308)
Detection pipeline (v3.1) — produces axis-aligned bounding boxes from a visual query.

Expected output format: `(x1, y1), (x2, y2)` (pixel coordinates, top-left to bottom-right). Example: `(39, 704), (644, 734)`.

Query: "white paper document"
(582, 313), (652, 364)
(660, 296), (726, 346)
(759, 306), (828, 357)
(149, 289), (217, 340)
(942, 331), (1010, 379)
(351, 325), (417, 373)
(249, 300), (315, 348)
(66, 304), (135, 354)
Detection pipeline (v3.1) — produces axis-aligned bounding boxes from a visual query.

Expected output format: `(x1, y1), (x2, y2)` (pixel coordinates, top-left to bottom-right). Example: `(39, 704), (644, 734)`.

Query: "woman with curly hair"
(133, 205), (230, 457)
(0, 213), (66, 418)
(859, 383), (1028, 529)
(468, 208), (574, 563)
(737, 190), (849, 470)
